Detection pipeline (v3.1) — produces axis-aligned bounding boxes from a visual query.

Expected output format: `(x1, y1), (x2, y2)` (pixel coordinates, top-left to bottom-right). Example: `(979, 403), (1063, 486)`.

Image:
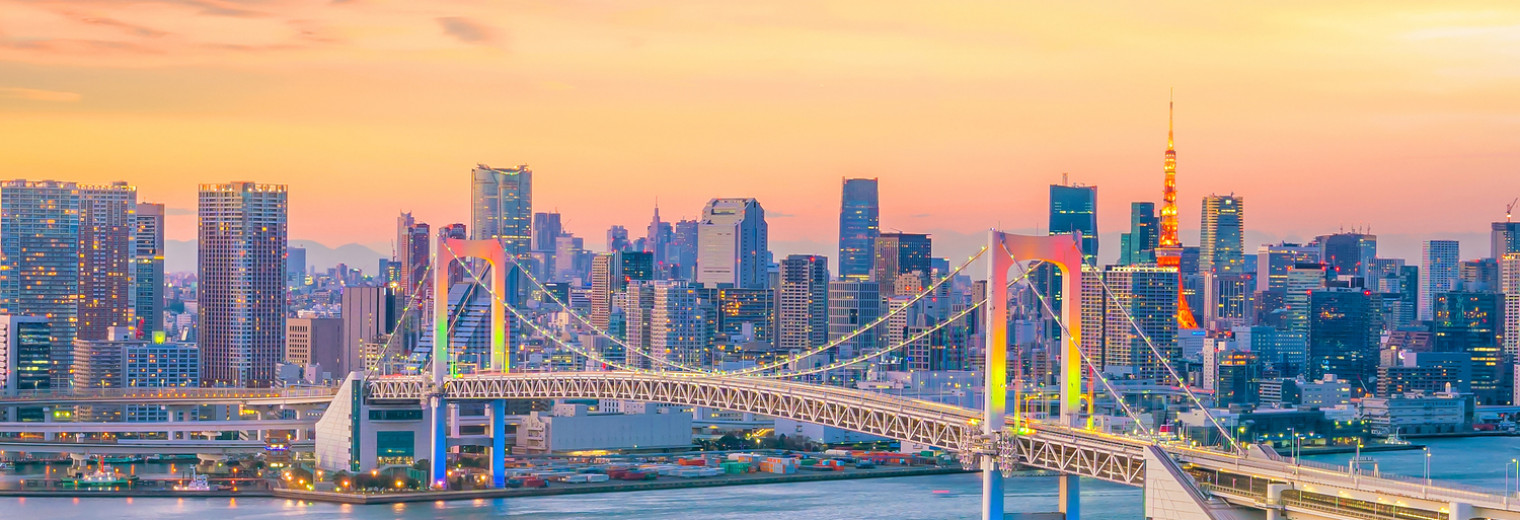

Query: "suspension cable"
(443, 241), (1007, 380)
(505, 244), (989, 376)
(997, 245), (1153, 437)
(363, 262), (433, 376)
(759, 261), (1035, 378)
(1069, 241), (1239, 452)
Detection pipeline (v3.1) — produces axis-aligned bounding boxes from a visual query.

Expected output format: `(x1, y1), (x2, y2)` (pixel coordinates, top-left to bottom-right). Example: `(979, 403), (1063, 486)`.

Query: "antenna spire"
(1167, 87), (1175, 150)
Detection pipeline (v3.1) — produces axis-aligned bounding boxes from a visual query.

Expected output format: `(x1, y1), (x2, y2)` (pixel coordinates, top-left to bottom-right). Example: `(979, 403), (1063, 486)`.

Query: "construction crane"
(1508, 198), (1518, 222)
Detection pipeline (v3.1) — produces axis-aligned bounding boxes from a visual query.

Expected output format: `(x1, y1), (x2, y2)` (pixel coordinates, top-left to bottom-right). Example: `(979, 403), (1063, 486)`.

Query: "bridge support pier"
(1449, 502), (1473, 520)
(1265, 483), (1287, 520)
(490, 399), (506, 488)
(1059, 474), (1080, 519)
(429, 395), (448, 489)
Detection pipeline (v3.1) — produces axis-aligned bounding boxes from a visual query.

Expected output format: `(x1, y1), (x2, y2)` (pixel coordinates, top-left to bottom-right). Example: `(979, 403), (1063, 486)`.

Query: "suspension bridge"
(324, 229), (1520, 520)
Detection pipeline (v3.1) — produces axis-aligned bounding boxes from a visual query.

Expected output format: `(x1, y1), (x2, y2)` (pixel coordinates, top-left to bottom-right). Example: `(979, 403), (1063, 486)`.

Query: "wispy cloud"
(436, 16), (497, 45)
(165, 206), (194, 216)
(0, 87), (81, 102)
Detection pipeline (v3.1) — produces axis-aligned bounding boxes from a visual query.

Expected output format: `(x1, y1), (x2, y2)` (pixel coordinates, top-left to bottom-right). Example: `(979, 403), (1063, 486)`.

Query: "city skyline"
(1, 2), (1517, 267)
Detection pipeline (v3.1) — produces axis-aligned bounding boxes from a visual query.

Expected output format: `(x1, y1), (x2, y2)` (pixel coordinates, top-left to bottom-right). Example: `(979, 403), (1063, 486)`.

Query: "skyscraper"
(1500, 253), (1520, 364)
(837, 178), (880, 281)
(134, 202), (165, 337)
(532, 212), (563, 254)
(340, 285), (395, 377)
(649, 281), (707, 367)
(1154, 96), (1198, 329)
(1493, 221), (1520, 261)
(696, 198), (769, 289)
(1307, 287), (1380, 392)
(1278, 263), (1326, 378)
(1256, 243), (1320, 292)
(644, 204), (671, 268)
(872, 233), (932, 300)
(1432, 291), (1502, 404)
(77, 182), (138, 342)
(1315, 233), (1377, 281)
(1421, 240), (1461, 321)
(670, 219), (699, 280)
(607, 225), (631, 252)
(1199, 194), (1245, 275)
(1101, 266), (1180, 379)
(778, 255), (829, 352)
(198, 182), (287, 387)
(590, 254), (617, 331)
(828, 280), (880, 360)
(1049, 179), (1098, 264)
(396, 212), (431, 295)
(0, 180), (80, 388)
(1119, 202), (1159, 266)
(469, 164), (533, 257)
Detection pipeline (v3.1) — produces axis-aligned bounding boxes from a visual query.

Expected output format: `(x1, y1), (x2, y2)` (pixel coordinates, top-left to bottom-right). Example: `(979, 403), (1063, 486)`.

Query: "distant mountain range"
(166, 240), (387, 275)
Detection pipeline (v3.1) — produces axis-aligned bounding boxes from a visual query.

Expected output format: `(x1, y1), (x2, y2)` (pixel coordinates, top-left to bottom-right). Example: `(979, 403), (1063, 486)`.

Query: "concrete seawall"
(273, 466), (978, 504)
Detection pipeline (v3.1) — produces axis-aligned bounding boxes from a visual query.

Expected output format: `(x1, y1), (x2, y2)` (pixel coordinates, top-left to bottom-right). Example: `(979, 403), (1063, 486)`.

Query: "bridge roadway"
(367, 372), (1520, 520)
(0, 388), (337, 407)
(0, 439), (315, 455)
(0, 418), (315, 434)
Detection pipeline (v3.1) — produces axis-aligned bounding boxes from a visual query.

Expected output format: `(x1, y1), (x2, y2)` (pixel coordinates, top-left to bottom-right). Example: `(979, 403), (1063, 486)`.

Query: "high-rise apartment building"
(1199, 194), (1245, 275)
(1049, 180), (1098, 264)
(1501, 253), (1520, 360)
(590, 254), (618, 331)
(828, 281), (880, 360)
(649, 281), (707, 367)
(198, 182), (287, 388)
(134, 202), (165, 336)
(872, 233), (932, 300)
(838, 178), (880, 281)
(696, 198), (769, 289)
(1119, 202), (1159, 266)
(1421, 240), (1461, 321)
(396, 212), (431, 294)
(778, 255), (829, 352)
(1098, 266), (1180, 379)
(77, 182), (138, 342)
(0, 180), (80, 387)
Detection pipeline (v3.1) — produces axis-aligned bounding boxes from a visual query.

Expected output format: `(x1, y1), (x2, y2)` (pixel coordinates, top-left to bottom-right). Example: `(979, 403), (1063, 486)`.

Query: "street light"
(1423, 447), (1431, 485)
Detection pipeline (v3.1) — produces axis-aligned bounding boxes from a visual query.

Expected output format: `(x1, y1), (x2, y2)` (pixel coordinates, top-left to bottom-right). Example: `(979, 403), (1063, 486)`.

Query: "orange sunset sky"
(1, 1), (1517, 267)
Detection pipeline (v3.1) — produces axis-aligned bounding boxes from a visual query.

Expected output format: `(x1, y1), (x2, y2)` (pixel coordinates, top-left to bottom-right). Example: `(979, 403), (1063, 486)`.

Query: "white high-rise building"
(1421, 240), (1461, 321)
(198, 182), (287, 388)
(696, 198), (768, 289)
(649, 281), (707, 367)
(1501, 253), (1520, 360)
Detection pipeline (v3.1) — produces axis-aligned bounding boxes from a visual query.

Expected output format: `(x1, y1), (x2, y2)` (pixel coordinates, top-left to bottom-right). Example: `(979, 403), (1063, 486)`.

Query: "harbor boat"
(174, 472), (212, 491)
(0, 461), (14, 471)
(63, 462), (139, 488)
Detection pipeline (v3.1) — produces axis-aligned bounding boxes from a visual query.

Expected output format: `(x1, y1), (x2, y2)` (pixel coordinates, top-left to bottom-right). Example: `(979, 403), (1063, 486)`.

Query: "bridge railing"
(1282, 456), (1511, 505)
